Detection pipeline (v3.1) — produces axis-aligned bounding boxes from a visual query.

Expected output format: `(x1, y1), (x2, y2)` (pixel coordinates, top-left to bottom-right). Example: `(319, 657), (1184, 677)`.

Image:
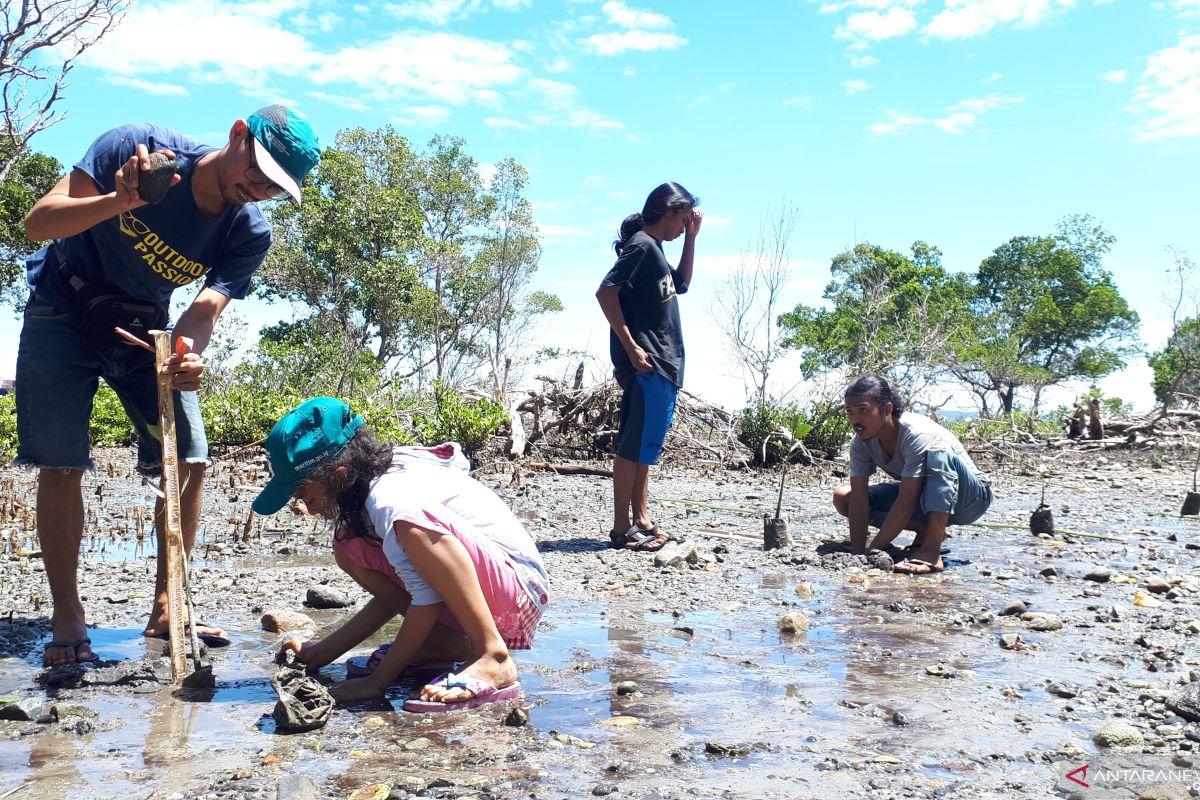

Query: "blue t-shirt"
(600, 231), (688, 388)
(26, 123), (271, 313)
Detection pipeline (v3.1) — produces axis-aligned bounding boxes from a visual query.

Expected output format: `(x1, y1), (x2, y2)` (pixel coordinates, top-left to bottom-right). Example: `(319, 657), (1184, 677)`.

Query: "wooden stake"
(152, 330), (189, 683)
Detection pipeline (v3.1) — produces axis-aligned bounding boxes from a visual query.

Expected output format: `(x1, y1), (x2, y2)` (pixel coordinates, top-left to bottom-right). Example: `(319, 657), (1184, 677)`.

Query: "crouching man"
(832, 374), (993, 575)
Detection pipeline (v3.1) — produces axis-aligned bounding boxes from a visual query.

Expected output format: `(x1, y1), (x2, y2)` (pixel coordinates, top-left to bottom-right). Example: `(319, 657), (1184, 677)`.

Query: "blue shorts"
(616, 371), (677, 465)
(867, 450), (992, 528)
(13, 294), (208, 475)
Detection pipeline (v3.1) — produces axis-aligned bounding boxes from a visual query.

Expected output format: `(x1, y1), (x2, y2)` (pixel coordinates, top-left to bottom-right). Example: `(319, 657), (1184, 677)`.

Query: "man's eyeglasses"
(245, 137), (289, 201)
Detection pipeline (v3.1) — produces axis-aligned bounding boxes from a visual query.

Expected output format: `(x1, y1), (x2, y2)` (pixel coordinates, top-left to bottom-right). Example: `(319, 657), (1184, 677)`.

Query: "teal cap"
(246, 104), (320, 204)
(253, 397), (363, 515)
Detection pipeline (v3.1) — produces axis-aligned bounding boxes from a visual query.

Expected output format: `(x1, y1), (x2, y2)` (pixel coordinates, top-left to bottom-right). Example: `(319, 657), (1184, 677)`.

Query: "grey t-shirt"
(849, 412), (981, 481)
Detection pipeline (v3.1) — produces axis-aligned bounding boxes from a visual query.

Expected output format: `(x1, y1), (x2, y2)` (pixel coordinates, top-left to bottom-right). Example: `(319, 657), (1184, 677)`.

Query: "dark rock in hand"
(138, 152), (177, 204)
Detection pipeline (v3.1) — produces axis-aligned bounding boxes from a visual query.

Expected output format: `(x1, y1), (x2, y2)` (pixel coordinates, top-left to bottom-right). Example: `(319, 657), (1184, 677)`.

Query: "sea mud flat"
(3, 447), (1200, 800)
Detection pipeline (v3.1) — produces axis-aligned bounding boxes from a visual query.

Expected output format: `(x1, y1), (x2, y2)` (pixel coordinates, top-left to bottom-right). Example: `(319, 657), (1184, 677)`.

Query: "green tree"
(412, 135), (497, 385)
(1147, 249), (1199, 409)
(1, 148), (61, 307)
(256, 126), (427, 393)
(778, 240), (971, 398)
(479, 157), (557, 402)
(1149, 317), (1200, 409)
(1, 0), (126, 185)
(954, 216), (1139, 415)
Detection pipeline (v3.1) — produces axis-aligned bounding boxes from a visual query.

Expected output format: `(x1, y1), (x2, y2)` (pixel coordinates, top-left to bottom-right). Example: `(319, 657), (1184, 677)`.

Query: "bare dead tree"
(1, 0), (127, 184)
(713, 201), (800, 405)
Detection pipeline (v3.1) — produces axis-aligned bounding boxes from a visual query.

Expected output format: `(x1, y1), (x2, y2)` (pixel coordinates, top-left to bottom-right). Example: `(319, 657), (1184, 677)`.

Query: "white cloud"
(581, 175), (612, 187)
(1099, 68), (1128, 83)
(305, 90), (368, 111)
(851, 54), (881, 68)
(486, 116), (535, 131)
(385, 0), (529, 24)
(1167, 0), (1200, 17)
(540, 224), (596, 237)
(701, 214), (733, 229)
(784, 94), (813, 110)
(315, 32), (523, 105)
(602, 0), (672, 28)
(686, 94), (711, 108)
(102, 76), (189, 96)
(983, 71), (1004, 82)
(386, 0), (470, 24)
(843, 78), (874, 94)
(79, 1), (525, 111)
(475, 161), (497, 186)
(837, 7), (918, 41)
(529, 77), (581, 108)
(584, 30), (687, 55)
(1127, 32), (1200, 142)
(79, 0), (320, 86)
(391, 105), (453, 127)
(623, 66), (637, 77)
(926, 0), (1078, 41)
(868, 93), (1024, 134)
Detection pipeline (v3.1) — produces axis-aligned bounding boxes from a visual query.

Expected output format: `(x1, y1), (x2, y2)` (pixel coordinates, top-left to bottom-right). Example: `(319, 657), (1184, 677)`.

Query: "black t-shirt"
(600, 230), (688, 388)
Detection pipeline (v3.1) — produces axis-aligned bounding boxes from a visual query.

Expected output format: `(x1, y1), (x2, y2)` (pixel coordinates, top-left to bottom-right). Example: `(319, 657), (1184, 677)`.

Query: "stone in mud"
(261, 609), (316, 633)
(615, 681), (638, 695)
(1084, 566), (1112, 583)
(865, 549), (893, 571)
(1047, 681), (1080, 698)
(275, 775), (319, 800)
(592, 783), (618, 796)
(705, 741), (752, 757)
(1000, 600), (1028, 616)
(1021, 611), (1063, 631)
(777, 613), (808, 635)
(49, 702), (98, 721)
(136, 152), (177, 204)
(0, 696), (44, 721)
(271, 667), (333, 733)
(1040, 565), (1058, 577)
(305, 586), (352, 609)
(891, 711), (910, 726)
(653, 540), (696, 568)
(1093, 719), (1145, 748)
(1166, 684), (1200, 723)
(1146, 578), (1172, 595)
(503, 706), (529, 727)
(1000, 633), (1025, 651)
(1138, 783), (1190, 800)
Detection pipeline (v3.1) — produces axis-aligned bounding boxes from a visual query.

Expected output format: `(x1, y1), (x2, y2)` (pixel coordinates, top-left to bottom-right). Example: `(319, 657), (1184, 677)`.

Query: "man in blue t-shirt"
(16, 106), (320, 666)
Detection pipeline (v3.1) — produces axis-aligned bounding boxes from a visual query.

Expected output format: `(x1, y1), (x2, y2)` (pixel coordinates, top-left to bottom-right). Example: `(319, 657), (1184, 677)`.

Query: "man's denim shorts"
(13, 294), (208, 475)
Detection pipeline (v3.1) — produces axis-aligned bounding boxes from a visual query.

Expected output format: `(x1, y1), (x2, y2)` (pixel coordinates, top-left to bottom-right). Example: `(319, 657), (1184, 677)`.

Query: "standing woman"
(596, 182), (702, 551)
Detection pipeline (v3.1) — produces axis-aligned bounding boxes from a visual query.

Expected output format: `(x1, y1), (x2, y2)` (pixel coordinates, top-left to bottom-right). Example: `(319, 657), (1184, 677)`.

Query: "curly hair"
(304, 426), (396, 542)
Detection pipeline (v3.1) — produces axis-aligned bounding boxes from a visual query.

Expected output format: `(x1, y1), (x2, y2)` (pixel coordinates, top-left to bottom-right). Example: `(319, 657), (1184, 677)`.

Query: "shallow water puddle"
(3, 500), (1198, 798)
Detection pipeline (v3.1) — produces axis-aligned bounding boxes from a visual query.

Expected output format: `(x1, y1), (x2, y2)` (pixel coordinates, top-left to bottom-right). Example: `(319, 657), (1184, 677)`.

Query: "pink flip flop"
(402, 672), (522, 714)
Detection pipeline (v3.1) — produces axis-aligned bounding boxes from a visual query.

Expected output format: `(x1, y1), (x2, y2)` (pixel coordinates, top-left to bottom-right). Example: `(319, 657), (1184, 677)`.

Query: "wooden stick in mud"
(152, 330), (190, 683)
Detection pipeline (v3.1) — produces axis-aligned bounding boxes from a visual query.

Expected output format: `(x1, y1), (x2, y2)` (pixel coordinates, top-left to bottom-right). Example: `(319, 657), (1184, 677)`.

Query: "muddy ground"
(3, 445), (1200, 800)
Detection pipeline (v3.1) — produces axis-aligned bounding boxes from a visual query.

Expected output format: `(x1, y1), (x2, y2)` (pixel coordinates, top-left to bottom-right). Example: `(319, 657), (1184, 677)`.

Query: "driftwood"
(522, 461), (613, 478)
(511, 378), (749, 466)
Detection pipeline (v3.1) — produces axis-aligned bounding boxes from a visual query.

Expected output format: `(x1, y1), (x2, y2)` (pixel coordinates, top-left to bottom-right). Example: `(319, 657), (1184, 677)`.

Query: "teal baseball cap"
(246, 104), (320, 204)
(253, 397), (363, 515)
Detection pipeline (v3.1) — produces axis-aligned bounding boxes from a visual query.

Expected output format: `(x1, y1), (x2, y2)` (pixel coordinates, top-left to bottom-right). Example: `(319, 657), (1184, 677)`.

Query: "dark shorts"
(13, 294), (208, 475)
(616, 371), (678, 465)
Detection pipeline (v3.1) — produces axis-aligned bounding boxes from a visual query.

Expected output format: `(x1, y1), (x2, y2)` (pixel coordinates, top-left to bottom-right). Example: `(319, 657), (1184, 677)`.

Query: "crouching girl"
(253, 398), (549, 712)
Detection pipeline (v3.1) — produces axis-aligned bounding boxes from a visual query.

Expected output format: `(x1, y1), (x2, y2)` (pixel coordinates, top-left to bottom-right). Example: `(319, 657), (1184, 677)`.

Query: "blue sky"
(4, 0), (1199, 412)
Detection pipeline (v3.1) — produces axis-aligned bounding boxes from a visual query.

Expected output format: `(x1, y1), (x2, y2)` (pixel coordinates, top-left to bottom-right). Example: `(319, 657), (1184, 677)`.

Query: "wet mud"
(3, 449), (1200, 799)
